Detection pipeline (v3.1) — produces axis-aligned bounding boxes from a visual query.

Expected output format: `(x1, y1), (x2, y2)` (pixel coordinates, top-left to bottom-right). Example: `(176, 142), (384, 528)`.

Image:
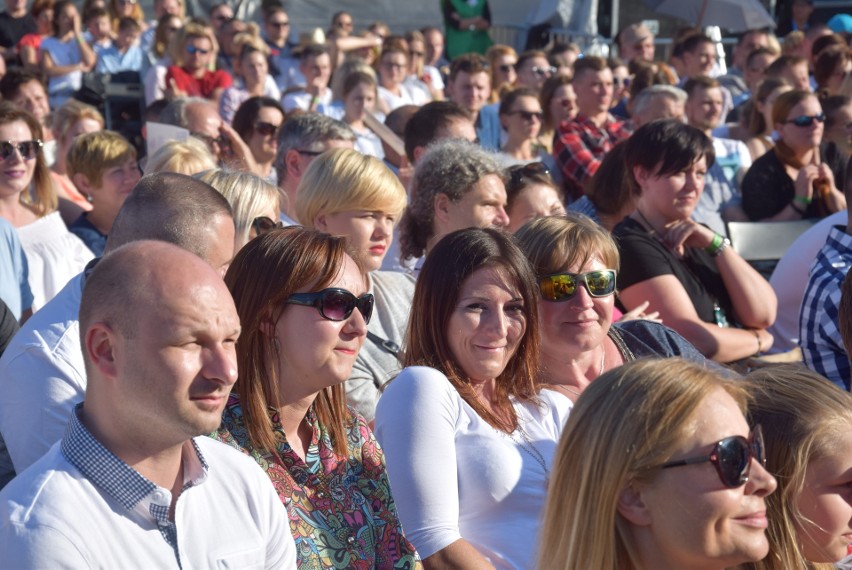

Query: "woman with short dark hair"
(615, 119), (777, 362)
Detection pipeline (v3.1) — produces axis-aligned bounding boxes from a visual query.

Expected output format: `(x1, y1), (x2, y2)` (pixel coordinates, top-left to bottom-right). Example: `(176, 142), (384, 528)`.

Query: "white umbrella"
(642, 0), (775, 32)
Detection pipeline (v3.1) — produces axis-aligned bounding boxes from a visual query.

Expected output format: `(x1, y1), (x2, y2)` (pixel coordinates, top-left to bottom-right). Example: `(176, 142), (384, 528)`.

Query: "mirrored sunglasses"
(785, 113), (825, 127)
(186, 45), (210, 55)
(0, 140), (42, 161)
(286, 288), (374, 323)
(539, 270), (617, 302)
(656, 426), (766, 488)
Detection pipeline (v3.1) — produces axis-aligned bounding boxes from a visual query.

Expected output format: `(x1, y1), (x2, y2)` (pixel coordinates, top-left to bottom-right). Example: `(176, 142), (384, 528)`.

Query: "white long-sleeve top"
(374, 366), (572, 569)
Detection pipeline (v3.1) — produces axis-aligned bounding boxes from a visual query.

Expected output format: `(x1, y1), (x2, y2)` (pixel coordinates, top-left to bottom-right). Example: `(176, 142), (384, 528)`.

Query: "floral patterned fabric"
(214, 393), (421, 570)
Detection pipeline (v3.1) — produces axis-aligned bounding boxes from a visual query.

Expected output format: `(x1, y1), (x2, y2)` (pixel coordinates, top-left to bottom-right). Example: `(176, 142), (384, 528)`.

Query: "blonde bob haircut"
(538, 358), (749, 570)
(224, 226), (364, 457)
(143, 137), (217, 176)
(67, 131), (136, 188)
(514, 213), (620, 277)
(295, 148), (407, 227)
(197, 169), (280, 250)
(740, 365), (852, 570)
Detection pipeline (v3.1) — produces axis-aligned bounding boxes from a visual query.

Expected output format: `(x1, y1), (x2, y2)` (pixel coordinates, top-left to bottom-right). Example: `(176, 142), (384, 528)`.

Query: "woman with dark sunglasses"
(498, 87), (546, 164)
(375, 228), (572, 569)
(615, 119), (777, 363)
(214, 227), (419, 569)
(742, 89), (846, 221)
(230, 95), (284, 184)
(516, 214), (703, 402)
(539, 358), (777, 570)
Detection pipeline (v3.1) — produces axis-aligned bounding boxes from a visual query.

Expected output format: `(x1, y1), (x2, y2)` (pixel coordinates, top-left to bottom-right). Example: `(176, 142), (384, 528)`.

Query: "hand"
(219, 122), (261, 175)
(659, 219), (715, 258)
(165, 77), (187, 100)
(794, 164), (819, 200)
(72, 12), (81, 35)
(617, 300), (662, 323)
(817, 162), (836, 191)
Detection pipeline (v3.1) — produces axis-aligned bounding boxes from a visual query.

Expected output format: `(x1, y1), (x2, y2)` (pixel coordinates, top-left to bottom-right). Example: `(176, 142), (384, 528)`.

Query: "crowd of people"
(0, 0), (851, 567)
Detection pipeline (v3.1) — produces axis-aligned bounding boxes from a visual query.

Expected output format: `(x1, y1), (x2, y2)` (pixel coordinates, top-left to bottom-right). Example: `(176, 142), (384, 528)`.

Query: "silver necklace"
(507, 417), (549, 480)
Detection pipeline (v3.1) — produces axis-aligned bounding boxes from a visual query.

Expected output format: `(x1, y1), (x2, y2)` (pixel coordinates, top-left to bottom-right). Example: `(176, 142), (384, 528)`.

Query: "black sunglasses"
(785, 114), (825, 127)
(251, 216), (282, 236)
(254, 121), (279, 137)
(506, 161), (550, 189)
(295, 149), (324, 157)
(539, 270), (617, 302)
(508, 110), (543, 122)
(0, 140), (42, 161)
(499, 63), (516, 73)
(286, 288), (374, 324)
(655, 426), (766, 488)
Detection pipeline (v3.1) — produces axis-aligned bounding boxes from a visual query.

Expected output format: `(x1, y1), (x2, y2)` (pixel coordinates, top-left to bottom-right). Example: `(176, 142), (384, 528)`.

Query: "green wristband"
(793, 195), (812, 205)
(704, 233), (724, 255)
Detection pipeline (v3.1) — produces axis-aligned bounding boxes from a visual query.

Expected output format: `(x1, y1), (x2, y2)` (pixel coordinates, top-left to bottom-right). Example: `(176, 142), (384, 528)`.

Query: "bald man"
(0, 242), (296, 567)
(0, 173), (235, 487)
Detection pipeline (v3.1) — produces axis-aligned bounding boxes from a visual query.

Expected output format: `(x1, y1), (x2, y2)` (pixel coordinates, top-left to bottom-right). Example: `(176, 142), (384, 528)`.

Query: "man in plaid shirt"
(553, 56), (632, 202)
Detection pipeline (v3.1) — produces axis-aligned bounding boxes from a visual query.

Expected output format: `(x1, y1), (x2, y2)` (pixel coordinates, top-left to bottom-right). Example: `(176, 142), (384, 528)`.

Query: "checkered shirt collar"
(61, 403), (209, 510)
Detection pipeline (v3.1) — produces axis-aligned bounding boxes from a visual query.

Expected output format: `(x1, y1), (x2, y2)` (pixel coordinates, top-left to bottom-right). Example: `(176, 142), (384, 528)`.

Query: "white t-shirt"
(374, 366), (572, 569)
(378, 83), (430, 112)
(281, 89), (333, 113)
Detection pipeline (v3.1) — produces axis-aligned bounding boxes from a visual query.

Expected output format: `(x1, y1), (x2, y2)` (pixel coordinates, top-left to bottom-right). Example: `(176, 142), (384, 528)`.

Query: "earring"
(86, 194), (93, 203)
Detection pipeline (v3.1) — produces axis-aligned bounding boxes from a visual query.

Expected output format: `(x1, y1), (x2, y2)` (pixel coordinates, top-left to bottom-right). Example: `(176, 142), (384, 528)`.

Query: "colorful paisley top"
(214, 393), (421, 570)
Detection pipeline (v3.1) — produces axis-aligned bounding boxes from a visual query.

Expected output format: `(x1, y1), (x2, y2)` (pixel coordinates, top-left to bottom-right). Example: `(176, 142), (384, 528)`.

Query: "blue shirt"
(476, 103), (502, 151)
(799, 225), (852, 389)
(68, 214), (107, 257)
(0, 218), (32, 319)
(95, 44), (144, 74)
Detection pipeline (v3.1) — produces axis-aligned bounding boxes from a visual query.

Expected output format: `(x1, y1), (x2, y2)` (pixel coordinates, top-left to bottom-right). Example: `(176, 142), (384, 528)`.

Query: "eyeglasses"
(251, 216), (282, 235)
(0, 140), (42, 161)
(286, 288), (374, 324)
(785, 113), (825, 127)
(508, 110), (543, 122)
(499, 63), (516, 73)
(539, 270), (617, 302)
(654, 426), (766, 488)
(254, 121), (280, 137)
(532, 65), (557, 76)
(507, 161), (550, 189)
(295, 149), (324, 157)
(186, 45), (210, 55)
(269, 20), (289, 28)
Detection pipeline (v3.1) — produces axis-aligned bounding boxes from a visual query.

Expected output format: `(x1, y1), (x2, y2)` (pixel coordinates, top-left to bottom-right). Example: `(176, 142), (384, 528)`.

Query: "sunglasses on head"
(532, 65), (557, 76)
(286, 288), (374, 323)
(0, 140), (42, 161)
(656, 425), (766, 488)
(251, 216), (282, 235)
(186, 45), (210, 55)
(785, 113), (825, 127)
(507, 161), (551, 189)
(254, 121), (279, 137)
(539, 270), (617, 302)
(509, 110), (543, 121)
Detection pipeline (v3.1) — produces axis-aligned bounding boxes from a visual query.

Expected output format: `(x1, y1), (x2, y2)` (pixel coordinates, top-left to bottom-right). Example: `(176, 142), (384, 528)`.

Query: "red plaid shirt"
(553, 114), (632, 201)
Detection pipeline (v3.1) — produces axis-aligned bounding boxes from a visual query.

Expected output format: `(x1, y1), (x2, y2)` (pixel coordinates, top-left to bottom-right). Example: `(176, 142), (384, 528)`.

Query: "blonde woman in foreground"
(538, 358), (777, 570)
(740, 365), (852, 570)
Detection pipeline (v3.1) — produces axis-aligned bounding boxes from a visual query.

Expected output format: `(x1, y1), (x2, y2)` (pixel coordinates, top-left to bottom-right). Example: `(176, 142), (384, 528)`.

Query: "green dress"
(443, 0), (493, 59)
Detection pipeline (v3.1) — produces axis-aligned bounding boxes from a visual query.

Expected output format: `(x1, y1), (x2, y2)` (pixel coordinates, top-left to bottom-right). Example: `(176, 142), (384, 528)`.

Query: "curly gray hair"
(398, 139), (502, 261)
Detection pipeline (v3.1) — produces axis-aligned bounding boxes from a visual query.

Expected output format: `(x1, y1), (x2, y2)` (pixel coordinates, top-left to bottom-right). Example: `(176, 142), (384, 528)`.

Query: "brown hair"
(405, 228), (540, 433)
(0, 102), (54, 216)
(515, 213), (620, 276)
(224, 227), (362, 457)
(540, 74), (573, 132)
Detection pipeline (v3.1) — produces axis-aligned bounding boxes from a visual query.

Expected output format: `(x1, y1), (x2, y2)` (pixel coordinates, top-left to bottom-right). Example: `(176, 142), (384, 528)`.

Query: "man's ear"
(616, 482), (653, 527)
(285, 149), (302, 178)
(433, 192), (452, 226)
(85, 323), (119, 381)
